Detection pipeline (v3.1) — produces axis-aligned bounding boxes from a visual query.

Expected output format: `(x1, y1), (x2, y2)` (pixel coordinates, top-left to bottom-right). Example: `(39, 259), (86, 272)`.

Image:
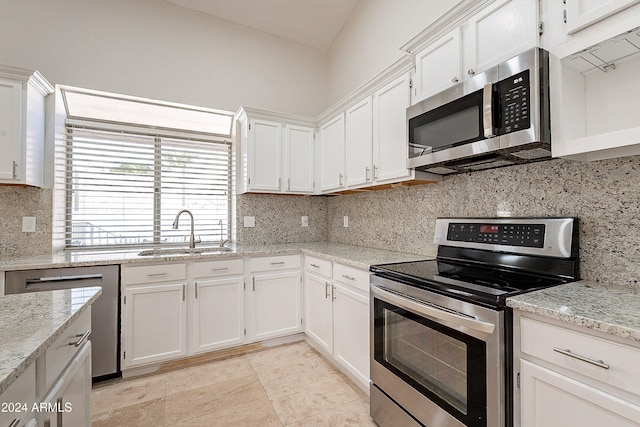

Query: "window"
(60, 88), (234, 249)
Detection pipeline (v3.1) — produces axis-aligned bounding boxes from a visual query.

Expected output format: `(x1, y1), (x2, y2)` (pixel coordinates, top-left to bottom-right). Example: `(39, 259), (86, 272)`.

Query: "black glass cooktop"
(370, 259), (570, 308)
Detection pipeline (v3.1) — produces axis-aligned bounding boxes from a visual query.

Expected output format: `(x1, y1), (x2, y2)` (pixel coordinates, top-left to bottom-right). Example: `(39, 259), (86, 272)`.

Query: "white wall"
(327, 0), (459, 104)
(0, 0), (328, 116)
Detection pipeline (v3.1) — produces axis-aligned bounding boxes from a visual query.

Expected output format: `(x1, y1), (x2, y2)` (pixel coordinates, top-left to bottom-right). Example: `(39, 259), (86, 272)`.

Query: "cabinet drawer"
(192, 259), (243, 278)
(121, 263), (186, 285)
(250, 255), (300, 272)
(304, 256), (332, 278)
(520, 316), (640, 396)
(45, 307), (91, 391)
(333, 263), (370, 293)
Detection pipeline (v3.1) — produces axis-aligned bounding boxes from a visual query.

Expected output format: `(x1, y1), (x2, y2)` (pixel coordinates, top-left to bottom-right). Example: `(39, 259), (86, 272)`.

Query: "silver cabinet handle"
(270, 261), (285, 266)
(365, 166), (371, 182)
(252, 276), (256, 291)
(331, 285), (336, 301)
(451, 76), (459, 83)
(467, 68), (475, 76)
(339, 173), (344, 186)
(57, 397), (63, 426)
(212, 267), (229, 272)
(12, 161), (17, 179)
(9, 418), (20, 427)
(195, 282), (198, 299)
(341, 274), (355, 281)
(287, 178), (291, 191)
(373, 165), (378, 181)
(325, 282), (331, 299)
(147, 272), (167, 277)
(182, 284), (186, 301)
(553, 348), (610, 370)
(69, 329), (91, 347)
(310, 263), (320, 268)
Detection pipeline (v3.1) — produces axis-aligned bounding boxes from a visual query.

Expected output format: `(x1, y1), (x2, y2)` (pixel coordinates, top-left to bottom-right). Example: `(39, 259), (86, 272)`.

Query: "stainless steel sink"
(138, 246), (232, 256)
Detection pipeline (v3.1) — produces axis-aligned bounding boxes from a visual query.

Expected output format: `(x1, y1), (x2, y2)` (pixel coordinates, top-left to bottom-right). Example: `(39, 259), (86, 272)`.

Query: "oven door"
(370, 278), (505, 427)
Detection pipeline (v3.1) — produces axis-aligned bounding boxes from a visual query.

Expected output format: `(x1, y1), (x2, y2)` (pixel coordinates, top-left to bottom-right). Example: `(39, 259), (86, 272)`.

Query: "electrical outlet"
(301, 216), (309, 227)
(343, 216), (349, 228)
(243, 216), (255, 228)
(22, 216), (36, 233)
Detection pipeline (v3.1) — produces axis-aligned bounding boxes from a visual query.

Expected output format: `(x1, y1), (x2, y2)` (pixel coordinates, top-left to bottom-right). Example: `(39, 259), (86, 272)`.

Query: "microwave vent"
(425, 166), (458, 175)
(511, 147), (551, 160)
(464, 159), (513, 171)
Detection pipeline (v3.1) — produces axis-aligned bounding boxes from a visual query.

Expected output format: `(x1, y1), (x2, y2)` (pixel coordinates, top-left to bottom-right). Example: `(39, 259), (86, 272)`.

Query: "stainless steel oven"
(407, 48), (551, 175)
(370, 217), (579, 427)
(371, 277), (505, 427)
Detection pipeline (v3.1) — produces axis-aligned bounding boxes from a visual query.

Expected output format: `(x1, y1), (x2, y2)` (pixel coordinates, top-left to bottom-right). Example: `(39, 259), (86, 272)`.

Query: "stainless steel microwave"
(407, 48), (551, 175)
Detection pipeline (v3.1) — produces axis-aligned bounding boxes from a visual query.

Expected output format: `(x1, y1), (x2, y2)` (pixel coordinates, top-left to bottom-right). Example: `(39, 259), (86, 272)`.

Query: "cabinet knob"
(467, 69), (475, 76)
(451, 76), (459, 83)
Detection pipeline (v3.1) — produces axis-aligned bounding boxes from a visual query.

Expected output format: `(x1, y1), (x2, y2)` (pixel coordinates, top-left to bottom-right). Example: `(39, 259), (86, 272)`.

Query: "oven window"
(408, 90), (484, 158)
(374, 299), (487, 426)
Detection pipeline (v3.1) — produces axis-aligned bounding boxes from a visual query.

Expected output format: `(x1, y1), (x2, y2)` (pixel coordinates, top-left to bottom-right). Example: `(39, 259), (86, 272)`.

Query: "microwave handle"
(483, 83), (495, 138)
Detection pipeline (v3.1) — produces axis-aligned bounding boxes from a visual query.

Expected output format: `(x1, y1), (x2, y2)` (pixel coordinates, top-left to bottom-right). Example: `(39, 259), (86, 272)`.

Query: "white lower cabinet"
(332, 281), (370, 389)
(0, 363), (36, 427)
(303, 256), (370, 391)
(516, 312), (640, 427)
(40, 342), (92, 427)
(191, 276), (244, 354)
(123, 282), (188, 367)
(304, 271), (333, 354)
(249, 263), (302, 341)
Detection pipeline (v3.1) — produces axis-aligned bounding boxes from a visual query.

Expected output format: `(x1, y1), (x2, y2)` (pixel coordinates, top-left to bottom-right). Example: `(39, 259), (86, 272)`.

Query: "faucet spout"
(173, 209), (199, 249)
(218, 219), (229, 248)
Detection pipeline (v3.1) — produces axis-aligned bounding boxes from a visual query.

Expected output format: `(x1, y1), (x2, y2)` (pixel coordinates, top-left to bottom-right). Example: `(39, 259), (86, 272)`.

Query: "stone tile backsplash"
(2, 155), (640, 287)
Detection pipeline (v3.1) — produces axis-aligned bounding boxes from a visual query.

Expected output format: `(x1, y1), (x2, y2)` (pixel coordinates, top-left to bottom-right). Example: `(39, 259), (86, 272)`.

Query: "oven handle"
(483, 82), (495, 138)
(371, 284), (495, 335)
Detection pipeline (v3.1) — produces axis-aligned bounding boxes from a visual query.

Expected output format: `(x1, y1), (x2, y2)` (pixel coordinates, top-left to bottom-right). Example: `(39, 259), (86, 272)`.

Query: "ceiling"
(162, 0), (360, 51)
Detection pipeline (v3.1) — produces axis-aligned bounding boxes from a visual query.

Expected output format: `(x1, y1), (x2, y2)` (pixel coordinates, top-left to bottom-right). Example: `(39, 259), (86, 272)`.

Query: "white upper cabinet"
(248, 118), (282, 192)
(413, 28), (462, 103)
(373, 72), (413, 184)
(462, 0), (538, 76)
(345, 97), (373, 187)
(284, 124), (315, 193)
(565, 0), (640, 34)
(0, 66), (53, 187)
(319, 113), (346, 192)
(236, 107), (315, 194)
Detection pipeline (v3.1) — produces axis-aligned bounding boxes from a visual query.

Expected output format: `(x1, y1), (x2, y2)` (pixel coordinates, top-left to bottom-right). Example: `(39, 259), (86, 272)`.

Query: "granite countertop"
(506, 280), (640, 343)
(0, 241), (430, 272)
(0, 287), (102, 394)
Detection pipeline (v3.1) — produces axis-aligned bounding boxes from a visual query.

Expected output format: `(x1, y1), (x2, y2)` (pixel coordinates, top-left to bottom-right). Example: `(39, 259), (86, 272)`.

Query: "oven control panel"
(447, 223), (545, 248)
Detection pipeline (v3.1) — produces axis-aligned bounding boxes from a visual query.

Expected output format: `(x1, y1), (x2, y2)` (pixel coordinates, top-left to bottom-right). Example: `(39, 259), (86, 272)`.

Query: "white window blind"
(65, 125), (231, 248)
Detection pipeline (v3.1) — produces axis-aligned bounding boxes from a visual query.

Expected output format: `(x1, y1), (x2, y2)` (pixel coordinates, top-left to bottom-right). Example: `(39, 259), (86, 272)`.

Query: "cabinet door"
(0, 79), (22, 182)
(250, 270), (302, 341)
(333, 283), (370, 389)
(248, 119), (282, 192)
(413, 27), (462, 103)
(284, 124), (315, 193)
(520, 360), (640, 427)
(123, 283), (187, 368)
(40, 341), (92, 427)
(463, 0), (538, 75)
(304, 272), (333, 354)
(565, 0), (640, 34)
(192, 276), (244, 354)
(0, 363), (35, 427)
(319, 113), (345, 192)
(373, 73), (412, 183)
(345, 97), (373, 188)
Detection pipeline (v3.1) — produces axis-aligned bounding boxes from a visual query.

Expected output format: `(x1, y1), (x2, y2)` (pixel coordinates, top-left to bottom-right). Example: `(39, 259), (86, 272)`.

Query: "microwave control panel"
(447, 222), (545, 248)
(495, 69), (531, 135)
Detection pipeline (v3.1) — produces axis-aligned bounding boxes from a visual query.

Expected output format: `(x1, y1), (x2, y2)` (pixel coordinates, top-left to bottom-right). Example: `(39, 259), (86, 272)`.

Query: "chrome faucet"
(218, 219), (229, 248)
(172, 209), (201, 249)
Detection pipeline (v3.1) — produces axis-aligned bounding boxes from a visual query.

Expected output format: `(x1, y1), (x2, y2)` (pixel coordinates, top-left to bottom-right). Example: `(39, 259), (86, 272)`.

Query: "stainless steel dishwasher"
(5, 265), (120, 381)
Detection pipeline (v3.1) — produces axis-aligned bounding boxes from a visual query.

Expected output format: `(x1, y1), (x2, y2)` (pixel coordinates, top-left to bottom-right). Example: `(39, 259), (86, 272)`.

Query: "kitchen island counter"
(507, 280), (640, 343)
(0, 287), (101, 394)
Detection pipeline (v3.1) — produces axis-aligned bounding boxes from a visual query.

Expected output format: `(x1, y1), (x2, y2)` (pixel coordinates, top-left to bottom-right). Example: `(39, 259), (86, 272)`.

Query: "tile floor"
(91, 341), (377, 426)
